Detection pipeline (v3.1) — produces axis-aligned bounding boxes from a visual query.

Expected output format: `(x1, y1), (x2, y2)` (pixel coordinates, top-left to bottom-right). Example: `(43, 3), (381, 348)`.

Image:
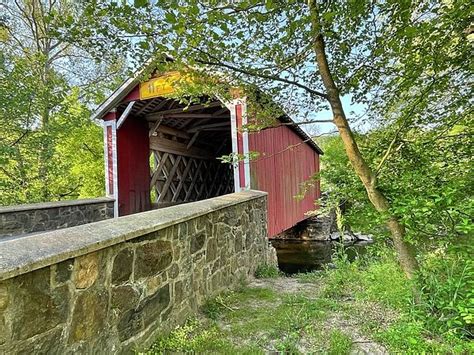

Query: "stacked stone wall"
(0, 198), (115, 238)
(0, 191), (275, 354)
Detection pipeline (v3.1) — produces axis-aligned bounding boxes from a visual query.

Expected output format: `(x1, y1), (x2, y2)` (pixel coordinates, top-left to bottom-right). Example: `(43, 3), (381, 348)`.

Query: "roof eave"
(278, 115), (324, 155)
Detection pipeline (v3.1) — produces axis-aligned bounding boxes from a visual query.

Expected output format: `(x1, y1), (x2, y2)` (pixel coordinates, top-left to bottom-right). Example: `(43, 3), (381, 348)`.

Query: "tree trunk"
(308, 0), (419, 279)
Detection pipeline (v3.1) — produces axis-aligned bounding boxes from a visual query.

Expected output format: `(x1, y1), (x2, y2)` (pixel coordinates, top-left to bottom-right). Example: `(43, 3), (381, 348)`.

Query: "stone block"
(139, 284), (170, 328)
(0, 315), (7, 345)
(0, 281), (8, 311)
(111, 285), (140, 313)
(14, 327), (63, 355)
(10, 268), (69, 341)
(55, 258), (74, 284)
(168, 263), (179, 279)
(112, 248), (134, 284)
(134, 241), (172, 279)
(73, 252), (99, 289)
(69, 289), (108, 343)
(117, 308), (143, 342)
(174, 281), (184, 303)
(206, 238), (218, 261)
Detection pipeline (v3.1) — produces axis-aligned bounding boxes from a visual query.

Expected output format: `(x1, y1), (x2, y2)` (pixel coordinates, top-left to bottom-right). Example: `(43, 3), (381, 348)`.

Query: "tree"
(0, 0), (124, 204)
(66, 0), (472, 279)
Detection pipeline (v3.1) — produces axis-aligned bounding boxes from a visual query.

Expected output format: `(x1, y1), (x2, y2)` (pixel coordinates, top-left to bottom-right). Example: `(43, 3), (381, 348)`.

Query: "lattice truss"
(150, 151), (233, 205)
(135, 97), (234, 206)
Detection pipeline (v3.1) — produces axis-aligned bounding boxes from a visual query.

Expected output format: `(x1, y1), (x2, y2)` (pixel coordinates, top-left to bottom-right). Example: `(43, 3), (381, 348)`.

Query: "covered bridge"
(92, 70), (322, 238)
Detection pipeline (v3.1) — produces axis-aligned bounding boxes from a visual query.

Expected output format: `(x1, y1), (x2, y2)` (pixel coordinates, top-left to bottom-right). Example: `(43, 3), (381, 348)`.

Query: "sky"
(302, 95), (369, 136)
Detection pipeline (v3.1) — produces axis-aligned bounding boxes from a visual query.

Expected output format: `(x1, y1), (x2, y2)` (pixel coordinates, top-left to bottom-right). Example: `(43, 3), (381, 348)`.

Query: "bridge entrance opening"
(115, 97), (234, 211)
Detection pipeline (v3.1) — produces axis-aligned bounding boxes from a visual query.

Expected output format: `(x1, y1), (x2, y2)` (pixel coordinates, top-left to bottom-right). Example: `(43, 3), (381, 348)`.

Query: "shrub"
(255, 264), (280, 278)
(416, 243), (474, 338)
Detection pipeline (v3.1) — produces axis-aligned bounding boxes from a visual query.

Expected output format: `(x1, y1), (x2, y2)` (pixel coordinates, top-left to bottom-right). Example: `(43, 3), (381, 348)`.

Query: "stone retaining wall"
(0, 191), (276, 354)
(0, 198), (115, 238)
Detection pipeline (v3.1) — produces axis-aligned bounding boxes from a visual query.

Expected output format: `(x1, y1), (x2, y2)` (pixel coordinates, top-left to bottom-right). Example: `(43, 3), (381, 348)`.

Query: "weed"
(144, 319), (231, 354)
(416, 244), (474, 337)
(328, 330), (352, 355)
(255, 264), (280, 278)
(274, 333), (300, 353)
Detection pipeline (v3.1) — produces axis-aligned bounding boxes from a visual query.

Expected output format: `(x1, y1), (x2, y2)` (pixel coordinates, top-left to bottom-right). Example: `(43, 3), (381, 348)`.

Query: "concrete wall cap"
(0, 197), (115, 214)
(0, 190), (267, 281)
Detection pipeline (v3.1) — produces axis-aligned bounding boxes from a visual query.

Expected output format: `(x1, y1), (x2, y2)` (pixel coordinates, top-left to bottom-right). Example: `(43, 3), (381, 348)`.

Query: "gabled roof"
(91, 69), (145, 121)
(92, 66), (323, 155)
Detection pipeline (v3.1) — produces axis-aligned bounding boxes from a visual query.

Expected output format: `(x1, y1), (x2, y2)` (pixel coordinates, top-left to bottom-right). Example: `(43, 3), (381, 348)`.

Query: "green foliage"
(416, 242), (474, 338)
(146, 260), (473, 354)
(316, 246), (473, 353)
(317, 119), (473, 246)
(0, 55), (105, 204)
(142, 319), (235, 354)
(374, 319), (435, 353)
(328, 330), (352, 355)
(1, 1), (125, 205)
(255, 264), (281, 278)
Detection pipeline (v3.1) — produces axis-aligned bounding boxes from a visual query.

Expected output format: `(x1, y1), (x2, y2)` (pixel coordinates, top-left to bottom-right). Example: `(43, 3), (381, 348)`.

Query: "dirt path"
(246, 277), (388, 354)
(145, 276), (389, 354)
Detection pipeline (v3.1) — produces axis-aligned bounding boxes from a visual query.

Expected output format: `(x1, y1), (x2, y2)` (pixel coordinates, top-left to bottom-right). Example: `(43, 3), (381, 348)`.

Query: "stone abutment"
(0, 191), (276, 354)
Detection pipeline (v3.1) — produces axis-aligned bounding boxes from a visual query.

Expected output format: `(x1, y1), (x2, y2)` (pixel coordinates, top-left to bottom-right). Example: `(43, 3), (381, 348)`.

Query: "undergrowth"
(143, 243), (473, 354)
(254, 263), (280, 278)
(309, 242), (474, 353)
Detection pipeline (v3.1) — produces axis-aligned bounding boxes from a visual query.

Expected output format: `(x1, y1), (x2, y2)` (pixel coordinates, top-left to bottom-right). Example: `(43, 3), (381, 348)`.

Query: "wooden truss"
(113, 96), (234, 208)
(150, 150), (233, 207)
(143, 98), (234, 208)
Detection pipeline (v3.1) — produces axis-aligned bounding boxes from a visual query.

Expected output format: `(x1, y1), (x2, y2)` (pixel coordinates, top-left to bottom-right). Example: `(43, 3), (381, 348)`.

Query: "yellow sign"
(139, 71), (184, 100)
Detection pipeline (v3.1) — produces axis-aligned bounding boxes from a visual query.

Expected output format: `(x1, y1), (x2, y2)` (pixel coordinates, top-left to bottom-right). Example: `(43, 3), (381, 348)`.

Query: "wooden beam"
(212, 107), (229, 116)
(150, 124), (191, 139)
(159, 113), (221, 119)
(185, 160), (203, 201)
(215, 139), (228, 156)
(145, 101), (222, 120)
(187, 121), (230, 133)
(150, 136), (214, 159)
(149, 118), (163, 137)
(136, 98), (159, 116)
(156, 124), (190, 139)
(150, 152), (169, 189)
(186, 131), (200, 149)
(158, 156), (182, 202)
(172, 157), (194, 202)
(117, 101), (136, 129)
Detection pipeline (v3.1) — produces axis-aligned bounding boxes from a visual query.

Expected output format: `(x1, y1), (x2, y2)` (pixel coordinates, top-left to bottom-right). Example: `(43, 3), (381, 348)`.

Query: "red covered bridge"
(92, 71), (322, 238)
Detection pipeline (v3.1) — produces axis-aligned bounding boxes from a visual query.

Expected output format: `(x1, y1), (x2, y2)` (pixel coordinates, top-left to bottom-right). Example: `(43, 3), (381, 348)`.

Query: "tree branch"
(193, 50), (328, 100)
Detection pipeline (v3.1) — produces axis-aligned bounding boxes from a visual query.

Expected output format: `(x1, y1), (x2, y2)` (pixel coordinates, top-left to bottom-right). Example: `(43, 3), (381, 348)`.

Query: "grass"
(143, 251), (474, 354)
(254, 264), (280, 278)
(328, 330), (353, 355)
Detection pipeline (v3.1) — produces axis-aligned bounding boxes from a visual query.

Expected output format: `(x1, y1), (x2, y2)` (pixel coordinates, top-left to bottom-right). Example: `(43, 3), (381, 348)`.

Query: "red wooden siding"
(249, 126), (320, 237)
(116, 117), (151, 215)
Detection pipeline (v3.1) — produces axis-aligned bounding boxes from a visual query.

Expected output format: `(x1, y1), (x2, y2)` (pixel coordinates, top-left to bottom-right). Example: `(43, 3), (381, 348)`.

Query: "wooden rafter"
(135, 98), (158, 116)
(150, 136), (214, 159)
(186, 131), (200, 149)
(156, 124), (191, 139)
(145, 101), (222, 120)
(149, 118), (163, 137)
(187, 121), (230, 133)
(158, 113), (227, 119)
(212, 107), (229, 116)
(117, 101), (136, 129)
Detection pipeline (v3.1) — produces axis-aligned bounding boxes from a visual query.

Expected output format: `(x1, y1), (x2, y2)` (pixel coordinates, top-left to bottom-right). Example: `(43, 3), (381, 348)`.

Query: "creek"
(271, 239), (373, 274)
